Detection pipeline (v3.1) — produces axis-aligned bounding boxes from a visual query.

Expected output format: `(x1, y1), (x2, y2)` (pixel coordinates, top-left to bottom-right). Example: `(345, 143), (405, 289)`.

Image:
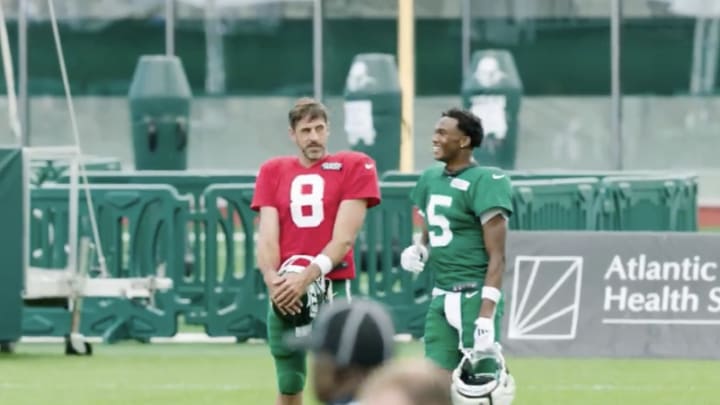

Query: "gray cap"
(285, 298), (396, 368)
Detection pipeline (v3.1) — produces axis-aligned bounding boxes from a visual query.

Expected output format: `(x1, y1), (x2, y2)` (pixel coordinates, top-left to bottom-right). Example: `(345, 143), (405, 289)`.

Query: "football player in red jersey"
(251, 98), (381, 405)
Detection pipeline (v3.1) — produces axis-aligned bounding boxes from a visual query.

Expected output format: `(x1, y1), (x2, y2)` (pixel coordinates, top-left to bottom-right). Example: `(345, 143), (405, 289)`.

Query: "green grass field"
(12, 224), (720, 404)
(1, 341), (719, 405)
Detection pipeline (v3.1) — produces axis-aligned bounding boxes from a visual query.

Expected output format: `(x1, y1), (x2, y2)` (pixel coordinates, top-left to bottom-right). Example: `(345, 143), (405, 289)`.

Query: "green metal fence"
(23, 170), (698, 341)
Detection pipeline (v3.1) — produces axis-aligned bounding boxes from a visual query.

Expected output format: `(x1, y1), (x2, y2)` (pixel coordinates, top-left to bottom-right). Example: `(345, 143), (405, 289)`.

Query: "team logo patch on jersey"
(450, 178), (470, 191)
(321, 162), (343, 171)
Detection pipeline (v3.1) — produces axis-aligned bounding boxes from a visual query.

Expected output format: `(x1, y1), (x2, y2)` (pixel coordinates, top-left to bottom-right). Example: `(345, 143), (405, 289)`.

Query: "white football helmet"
(451, 345), (516, 405)
(272, 255), (327, 327)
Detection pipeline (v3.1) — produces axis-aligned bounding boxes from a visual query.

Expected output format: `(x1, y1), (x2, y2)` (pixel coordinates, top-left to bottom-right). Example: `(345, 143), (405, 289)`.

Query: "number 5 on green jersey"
(427, 194), (453, 247)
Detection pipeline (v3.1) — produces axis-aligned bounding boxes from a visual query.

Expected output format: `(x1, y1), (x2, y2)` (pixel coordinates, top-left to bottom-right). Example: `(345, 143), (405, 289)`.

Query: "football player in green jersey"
(400, 108), (515, 405)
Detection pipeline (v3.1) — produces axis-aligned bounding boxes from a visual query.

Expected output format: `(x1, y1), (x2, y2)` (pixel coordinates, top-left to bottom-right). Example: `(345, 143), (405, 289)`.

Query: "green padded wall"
(0, 148), (23, 345)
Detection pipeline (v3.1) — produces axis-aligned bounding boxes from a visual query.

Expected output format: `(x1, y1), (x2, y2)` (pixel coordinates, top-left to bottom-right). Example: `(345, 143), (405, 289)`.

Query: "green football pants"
(424, 290), (505, 371)
(267, 279), (353, 395)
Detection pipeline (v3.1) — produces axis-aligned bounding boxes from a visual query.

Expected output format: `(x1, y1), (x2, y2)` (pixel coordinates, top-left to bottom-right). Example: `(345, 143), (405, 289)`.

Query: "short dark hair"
(441, 108), (484, 148)
(289, 97), (329, 129)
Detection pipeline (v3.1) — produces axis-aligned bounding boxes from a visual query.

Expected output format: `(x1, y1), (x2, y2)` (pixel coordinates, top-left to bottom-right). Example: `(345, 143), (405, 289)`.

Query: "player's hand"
(473, 317), (495, 353)
(400, 244), (428, 273)
(264, 272), (285, 294)
(264, 273), (300, 316)
(273, 272), (308, 314)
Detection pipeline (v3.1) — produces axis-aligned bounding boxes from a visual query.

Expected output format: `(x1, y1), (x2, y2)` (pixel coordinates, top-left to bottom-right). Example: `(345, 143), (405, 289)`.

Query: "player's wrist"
(474, 316), (493, 327)
(261, 268), (279, 283)
(481, 286), (501, 303)
(303, 265), (322, 285)
(311, 253), (333, 276)
(416, 244), (429, 259)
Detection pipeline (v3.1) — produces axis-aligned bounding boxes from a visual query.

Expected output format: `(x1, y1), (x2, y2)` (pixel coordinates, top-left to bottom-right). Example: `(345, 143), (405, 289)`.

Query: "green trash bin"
(461, 50), (523, 170)
(343, 53), (401, 175)
(0, 148), (24, 352)
(129, 55), (192, 170)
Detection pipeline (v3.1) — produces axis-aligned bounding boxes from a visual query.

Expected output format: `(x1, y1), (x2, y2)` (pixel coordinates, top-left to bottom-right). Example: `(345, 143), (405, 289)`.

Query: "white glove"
(473, 317), (495, 353)
(400, 244), (428, 274)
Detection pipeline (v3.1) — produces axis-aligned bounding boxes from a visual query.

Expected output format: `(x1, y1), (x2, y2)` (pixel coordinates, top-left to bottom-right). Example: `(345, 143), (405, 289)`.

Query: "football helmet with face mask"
(451, 344), (516, 405)
(271, 255), (327, 327)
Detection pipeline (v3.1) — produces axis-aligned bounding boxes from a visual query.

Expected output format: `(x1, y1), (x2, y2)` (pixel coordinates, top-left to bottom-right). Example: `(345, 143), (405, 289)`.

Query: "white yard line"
(20, 332), (415, 344)
(524, 383), (705, 392)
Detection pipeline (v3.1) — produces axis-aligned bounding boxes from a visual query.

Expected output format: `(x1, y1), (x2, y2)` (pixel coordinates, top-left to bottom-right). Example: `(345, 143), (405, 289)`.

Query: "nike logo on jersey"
(364, 163), (374, 170)
(492, 174), (506, 180)
(465, 291), (479, 299)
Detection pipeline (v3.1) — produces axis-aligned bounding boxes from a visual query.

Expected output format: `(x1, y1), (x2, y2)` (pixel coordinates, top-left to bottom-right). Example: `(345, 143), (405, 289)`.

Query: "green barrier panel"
(379, 170), (421, 183)
(678, 175), (699, 231)
(21, 306), (71, 337)
(384, 169), (681, 182)
(357, 182), (431, 338)
(461, 50), (522, 170)
(507, 170), (672, 181)
(25, 184), (190, 341)
(21, 172), (698, 342)
(344, 53), (402, 175)
(31, 156), (121, 186)
(0, 148), (23, 349)
(599, 175), (698, 231)
(56, 170), (257, 202)
(129, 55), (192, 170)
(55, 170), (258, 319)
(200, 184), (266, 340)
(382, 170), (698, 232)
(511, 178), (600, 230)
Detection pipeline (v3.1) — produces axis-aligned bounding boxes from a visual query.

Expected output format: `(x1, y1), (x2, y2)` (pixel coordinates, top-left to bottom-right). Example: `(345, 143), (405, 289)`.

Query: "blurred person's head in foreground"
(286, 298), (395, 405)
(357, 358), (452, 405)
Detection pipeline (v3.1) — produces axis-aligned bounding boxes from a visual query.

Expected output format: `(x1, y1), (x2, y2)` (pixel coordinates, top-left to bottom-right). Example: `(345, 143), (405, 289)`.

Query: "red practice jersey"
(251, 151), (381, 280)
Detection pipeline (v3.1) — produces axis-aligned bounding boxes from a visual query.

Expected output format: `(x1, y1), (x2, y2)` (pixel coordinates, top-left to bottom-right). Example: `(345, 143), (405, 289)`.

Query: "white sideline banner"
(503, 231), (720, 359)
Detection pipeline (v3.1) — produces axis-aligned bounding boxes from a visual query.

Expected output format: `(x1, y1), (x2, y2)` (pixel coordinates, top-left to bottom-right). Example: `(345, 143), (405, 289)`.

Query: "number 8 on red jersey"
(290, 174), (325, 228)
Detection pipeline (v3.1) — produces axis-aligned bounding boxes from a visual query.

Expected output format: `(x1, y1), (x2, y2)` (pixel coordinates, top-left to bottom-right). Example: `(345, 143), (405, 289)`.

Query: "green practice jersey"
(411, 164), (513, 291)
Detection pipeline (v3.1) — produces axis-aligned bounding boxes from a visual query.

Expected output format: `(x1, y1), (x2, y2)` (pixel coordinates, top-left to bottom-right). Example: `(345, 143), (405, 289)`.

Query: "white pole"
(67, 157), (79, 276)
(48, 0), (108, 277)
(398, 0), (414, 172)
(19, 0), (29, 146)
(461, 0), (471, 80)
(690, 18), (706, 94)
(166, 0), (175, 56)
(610, 0), (623, 170)
(0, 1), (22, 142)
(702, 18), (719, 92)
(204, 0), (225, 94)
(313, 0), (323, 100)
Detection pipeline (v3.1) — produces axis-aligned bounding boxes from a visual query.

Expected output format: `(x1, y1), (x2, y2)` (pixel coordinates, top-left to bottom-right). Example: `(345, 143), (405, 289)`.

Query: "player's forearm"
(303, 199), (368, 283)
(479, 255), (504, 318)
(257, 239), (280, 282)
(256, 207), (281, 282)
(479, 214), (507, 319)
(323, 237), (356, 267)
(420, 227), (429, 247)
(302, 233), (358, 283)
